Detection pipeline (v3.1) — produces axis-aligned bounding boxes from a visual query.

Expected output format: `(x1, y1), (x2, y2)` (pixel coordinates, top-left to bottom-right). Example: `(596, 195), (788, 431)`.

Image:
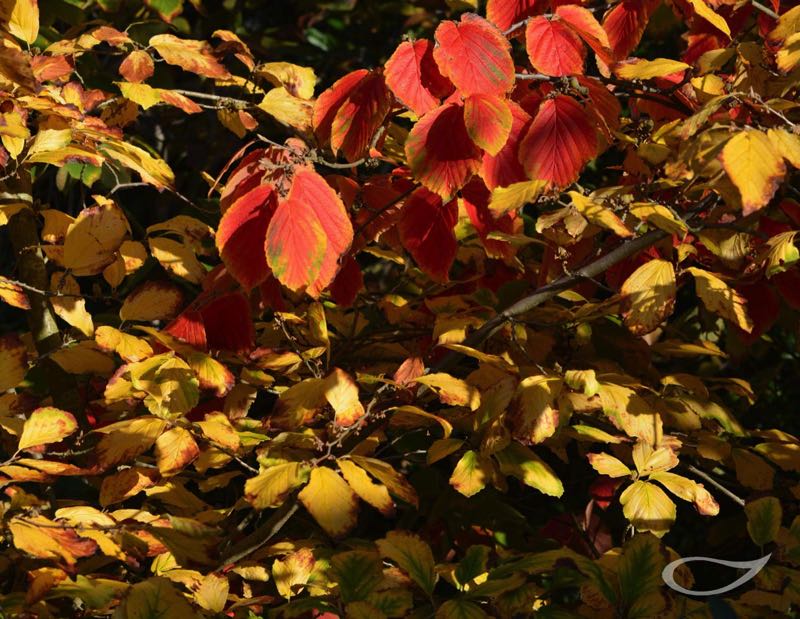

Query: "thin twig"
(685, 464), (746, 507)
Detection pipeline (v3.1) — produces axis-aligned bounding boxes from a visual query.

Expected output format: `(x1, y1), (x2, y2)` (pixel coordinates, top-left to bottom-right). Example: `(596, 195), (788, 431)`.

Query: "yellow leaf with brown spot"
(721, 130), (785, 215)
(415, 373), (481, 410)
(244, 462), (309, 509)
(449, 450), (489, 497)
(512, 375), (562, 444)
(298, 466), (358, 537)
(18, 407), (78, 450)
(119, 281), (184, 322)
(272, 548), (316, 599)
(687, 267), (753, 332)
(94, 416), (168, 469)
(63, 197), (129, 276)
(587, 452), (631, 478)
(569, 192), (633, 238)
(155, 427), (199, 476)
(49, 272), (93, 336)
(649, 471), (719, 515)
(95, 326), (153, 362)
(621, 259), (676, 335)
(149, 34), (230, 79)
(194, 573), (229, 613)
(119, 50), (154, 83)
(9, 516), (98, 565)
(325, 368), (365, 427)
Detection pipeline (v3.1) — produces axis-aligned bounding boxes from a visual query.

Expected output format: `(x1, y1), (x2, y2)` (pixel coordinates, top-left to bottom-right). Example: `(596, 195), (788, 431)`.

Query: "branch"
(172, 89), (254, 110)
(218, 499), (300, 568)
(685, 464), (746, 507)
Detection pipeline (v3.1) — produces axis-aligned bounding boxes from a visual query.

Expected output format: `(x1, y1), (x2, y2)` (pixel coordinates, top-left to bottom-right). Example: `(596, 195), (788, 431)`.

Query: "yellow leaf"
(298, 466), (358, 537)
(49, 272), (93, 336)
(721, 130), (785, 215)
(119, 281), (184, 322)
(495, 442), (563, 497)
(257, 62), (317, 99)
(9, 516), (97, 565)
(0, 333), (27, 391)
(649, 471), (719, 515)
(27, 128), (72, 157)
(18, 407), (78, 450)
(98, 136), (175, 189)
(763, 230), (799, 277)
(148, 236), (205, 283)
(488, 180), (548, 217)
(272, 548), (316, 599)
(687, 0), (730, 37)
(449, 450), (489, 497)
(621, 259), (676, 335)
(258, 87), (313, 133)
(0, 276), (29, 309)
(511, 376), (562, 444)
(569, 192), (633, 238)
(155, 427), (199, 476)
(599, 383), (663, 444)
(769, 4), (800, 43)
(768, 127), (800, 168)
(194, 573), (229, 613)
(629, 203), (688, 236)
(149, 34), (230, 79)
(687, 267), (753, 332)
(615, 58), (691, 80)
(117, 81), (162, 109)
(338, 459), (395, 516)
(63, 196), (129, 276)
(777, 32), (800, 72)
(99, 466), (159, 506)
(196, 412), (239, 451)
(245, 462), (309, 509)
(94, 416), (168, 469)
(4, 0), (39, 44)
(350, 455), (418, 507)
(620, 480), (676, 536)
(587, 452), (631, 478)
(377, 531), (437, 596)
(632, 442), (679, 476)
(103, 240), (148, 288)
(325, 368), (365, 427)
(415, 373), (481, 410)
(95, 326), (153, 362)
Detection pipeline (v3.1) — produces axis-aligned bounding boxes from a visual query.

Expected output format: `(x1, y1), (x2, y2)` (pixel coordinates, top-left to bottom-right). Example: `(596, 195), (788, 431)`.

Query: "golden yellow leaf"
(40, 209), (74, 243)
(587, 452), (631, 478)
(768, 127), (800, 168)
(27, 128), (71, 158)
(721, 130), (785, 215)
(350, 455), (418, 507)
(18, 407), (78, 450)
(512, 375), (562, 444)
(777, 32), (800, 72)
(244, 462), (309, 509)
(98, 136), (175, 189)
(0, 333), (27, 391)
(687, 0), (730, 37)
(155, 427), (199, 476)
(49, 272), (93, 336)
(103, 240), (148, 287)
(325, 368), (365, 427)
(272, 548), (316, 599)
(149, 34), (230, 79)
(769, 4), (800, 43)
(194, 573), (229, 613)
(119, 281), (184, 322)
(115, 577), (199, 618)
(599, 383), (663, 444)
(687, 267), (752, 332)
(257, 62), (317, 99)
(632, 442), (679, 476)
(99, 466), (159, 506)
(298, 466), (358, 537)
(415, 373), (481, 410)
(117, 81), (162, 109)
(95, 326), (153, 362)
(0, 276), (29, 309)
(4, 0), (39, 44)
(495, 442), (563, 497)
(148, 236), (205, 283)
(615, 58), (691, 80)
(338, 458), (395, 516)
(63, 197), (129, 276)
(629, 203), (688, 236)
(9, 516), (97, 565)
(488, 180), (548, 217)
(258, 87), (313, 133)
(569, 192), (633, 238)
(649, 471), (719, 516)
(94, 416), (168, 469)
(621, 259), (676, 335)
(619, 480), (676, 536)
(50, 341), (115, 376)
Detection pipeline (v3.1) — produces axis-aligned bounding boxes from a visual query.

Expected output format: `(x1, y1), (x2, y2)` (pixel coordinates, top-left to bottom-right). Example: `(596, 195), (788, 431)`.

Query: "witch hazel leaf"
(405, 102), (482, 198)
(721, 130), (785, 216)
(463, 94), (512, 155)
(603, 0), (660, 60)
(19, 407), (78, 451)
(556, 4), (613, 64)
(486, 0), (545, 32)
(384, 40), (453, 117)
(433, 13), (515, 97)
(216, 184), (277, 290)
(621, 259), (676, 336)
(329, 71), (391, 162)
(399, 189), (458, 282)
(518, 95), (597, 188)
(313, 69), (369, 146)
(481, 100), (532, 190)
(525, 16), (586, 77)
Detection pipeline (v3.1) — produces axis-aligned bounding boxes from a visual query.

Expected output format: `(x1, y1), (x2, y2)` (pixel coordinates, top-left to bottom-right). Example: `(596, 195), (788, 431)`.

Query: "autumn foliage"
(2, 0), (800, 617)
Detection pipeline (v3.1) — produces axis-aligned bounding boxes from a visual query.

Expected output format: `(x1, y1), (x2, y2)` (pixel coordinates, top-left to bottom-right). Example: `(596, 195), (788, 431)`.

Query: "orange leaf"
(463, 94), (512, 155)
(486, 0), (546, 32)
(119, 50), (154, 83)
(149, 34), (230, 79)
(330, 72), (391, 162)
(384, 40), (453, 116)
(525, 16), (586, 77)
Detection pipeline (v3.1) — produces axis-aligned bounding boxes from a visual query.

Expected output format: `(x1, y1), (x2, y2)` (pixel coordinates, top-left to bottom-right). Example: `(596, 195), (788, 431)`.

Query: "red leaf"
(602, 0), (660, 60)
(399, 188), (459, 281)
(265, 169), (353, 295)
(773, 268), (800, 311)
(405, 102), (482, 198)
(219, 148), (266, 213)
(486, 0), (546, 32)
(525, 16), (586, 77)
(518, 94), (597, 188)
(461, 178), (518, 260)
(330, 71), (391, 162)
(578, 76), (622, 134)
(384, 40), (453, 116)
(313, 69), (369, 146)
(480, 100), (532, 190)
(463, 94), (513, 155)
(556, 4), (613, 65)
(734, 281), (779, 344)
(165, 309), (208, 351)
(216, 184), (277, 290)
(201, 292), (254, 352)
(329, 255), (363, 307)
(433, 13), (515, 97)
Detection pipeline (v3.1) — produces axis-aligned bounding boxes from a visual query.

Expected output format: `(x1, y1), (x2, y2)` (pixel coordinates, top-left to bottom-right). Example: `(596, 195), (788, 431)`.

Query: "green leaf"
(454, 545), (490, 590)
(377, 531), (437, 596)
(330, 551), (384, 603)
(494, 442), (563, 497)
(746, 496), (782, 546)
